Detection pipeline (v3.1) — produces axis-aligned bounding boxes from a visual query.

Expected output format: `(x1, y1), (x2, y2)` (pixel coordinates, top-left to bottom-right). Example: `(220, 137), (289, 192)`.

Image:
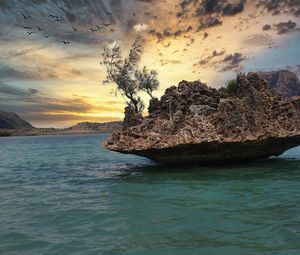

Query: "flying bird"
(21, 13), (30, 19)
(96, 25), (104, 30)
(61, 41), (70, 44)
(49, 15), (62, 21)
(22, 26), (33, 30)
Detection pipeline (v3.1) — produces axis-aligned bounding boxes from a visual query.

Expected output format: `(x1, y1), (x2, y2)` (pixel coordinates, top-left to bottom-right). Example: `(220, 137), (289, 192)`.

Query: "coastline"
(0, 128), (115, 137)
(0, 121), (122, 137)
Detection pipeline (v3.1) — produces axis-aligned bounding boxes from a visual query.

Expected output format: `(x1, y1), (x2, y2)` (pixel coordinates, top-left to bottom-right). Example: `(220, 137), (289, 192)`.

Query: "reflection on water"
(0, 134), (300, 255)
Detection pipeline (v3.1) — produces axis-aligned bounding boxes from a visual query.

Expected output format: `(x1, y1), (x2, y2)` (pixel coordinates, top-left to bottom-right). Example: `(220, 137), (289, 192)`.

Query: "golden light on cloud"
(1, 0), (300, 127)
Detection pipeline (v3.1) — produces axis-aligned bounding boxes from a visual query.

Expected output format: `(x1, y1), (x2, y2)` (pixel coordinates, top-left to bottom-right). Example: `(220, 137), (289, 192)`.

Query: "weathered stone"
(258, 70), (300, 100)
(123, 105), (143, 128)
(104, 72), (300, 165)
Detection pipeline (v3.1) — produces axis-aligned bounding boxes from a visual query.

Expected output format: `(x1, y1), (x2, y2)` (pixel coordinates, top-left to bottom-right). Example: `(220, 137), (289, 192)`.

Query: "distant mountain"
(258, 70), (300, 100)
(0, 111), (34, 130)
(66, 121), (122, 133)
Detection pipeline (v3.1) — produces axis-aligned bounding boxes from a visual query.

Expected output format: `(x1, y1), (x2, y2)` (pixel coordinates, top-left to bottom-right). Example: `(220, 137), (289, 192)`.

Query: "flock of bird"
(20, 11), (113, 45)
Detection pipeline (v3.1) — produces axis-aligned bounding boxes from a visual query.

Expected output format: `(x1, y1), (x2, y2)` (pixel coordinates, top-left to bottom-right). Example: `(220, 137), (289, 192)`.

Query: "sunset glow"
(1, 0), (300, 127)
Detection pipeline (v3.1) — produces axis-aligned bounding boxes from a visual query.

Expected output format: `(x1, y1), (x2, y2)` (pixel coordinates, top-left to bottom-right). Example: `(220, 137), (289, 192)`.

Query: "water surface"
(0, 134), (300, 255)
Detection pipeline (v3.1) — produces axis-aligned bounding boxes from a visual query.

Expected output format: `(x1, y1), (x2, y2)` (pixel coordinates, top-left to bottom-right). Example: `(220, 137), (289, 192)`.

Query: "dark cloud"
(262, 24), (271, 31)
(0, 82), (113, 116)
(257, 0), (300, 17)
(176, 0), (245, 35)
(195, 0), (223, 16)
(0, 63), (84, 81)
(179, 0), (245, 17)
(193, 50), (225, 67)
(221, 52), (245, 71)
(0, 82), (32, 97)
(212, 50), (225, 57)
(0, 0), (12, 11)
(198, 17), (222, 30)
(274, 20), (297, 34)
(0, 0), (149, 48)
(148, 26), (193, 41)
(222, 2), (244, 16)
(28, 88), (40, 94)
(0, 65), (35, 80)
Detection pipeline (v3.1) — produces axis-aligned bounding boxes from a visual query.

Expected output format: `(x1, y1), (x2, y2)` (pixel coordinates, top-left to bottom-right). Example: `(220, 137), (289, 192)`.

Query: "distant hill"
(0, 110), (122, 136)
(258, 70), (300, 100)
(66, 121), (122, 133)
(0, 111), (34, 130)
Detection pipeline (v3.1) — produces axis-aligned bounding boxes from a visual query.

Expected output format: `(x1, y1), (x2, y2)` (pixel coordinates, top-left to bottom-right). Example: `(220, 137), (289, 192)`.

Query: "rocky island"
(104, 71), (300, 165)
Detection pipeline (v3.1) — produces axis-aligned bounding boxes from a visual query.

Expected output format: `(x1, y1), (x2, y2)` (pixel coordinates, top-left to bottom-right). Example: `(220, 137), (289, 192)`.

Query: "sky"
(0, 0), (300, 128)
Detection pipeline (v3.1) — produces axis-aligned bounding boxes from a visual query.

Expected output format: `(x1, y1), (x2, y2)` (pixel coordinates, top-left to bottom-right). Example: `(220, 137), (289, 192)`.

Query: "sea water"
(0, 134), (300, 255)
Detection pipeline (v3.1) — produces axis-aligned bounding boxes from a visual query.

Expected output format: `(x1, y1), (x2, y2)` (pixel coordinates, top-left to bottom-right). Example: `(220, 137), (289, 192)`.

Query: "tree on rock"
(102, 32), (159, 113)
(135, 66), (159, 99)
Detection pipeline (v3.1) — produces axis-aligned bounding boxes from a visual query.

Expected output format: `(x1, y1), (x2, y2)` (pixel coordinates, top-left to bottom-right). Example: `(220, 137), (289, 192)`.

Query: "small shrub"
(226, 79), (238, 95)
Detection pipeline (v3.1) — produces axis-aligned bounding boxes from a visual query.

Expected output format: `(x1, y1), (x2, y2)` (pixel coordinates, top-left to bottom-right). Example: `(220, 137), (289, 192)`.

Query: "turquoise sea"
(0, 134), (300, 255)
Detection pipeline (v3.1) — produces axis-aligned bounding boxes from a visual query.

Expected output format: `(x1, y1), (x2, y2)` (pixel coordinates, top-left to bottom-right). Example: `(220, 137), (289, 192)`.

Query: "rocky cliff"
(104, 73), (300, 165)
(259, 70), (300, 100)
(0, 111), (33, 130)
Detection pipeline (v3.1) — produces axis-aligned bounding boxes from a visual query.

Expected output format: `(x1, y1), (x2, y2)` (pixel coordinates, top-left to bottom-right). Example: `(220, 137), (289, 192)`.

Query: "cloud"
(274, 20), (297, 34)
(0, 63), (84, 81)
(222, 2), (244, 16)
(148, 26), (193, 41)
(221, 52), (245, 71)
(159, 59), (182, 66)
(198, 17), (222, 30)
(28, 88), (40, 94)
(256, 0), (300, 17)
(195, 0), (224, 16)
(10, 45), (48, 58)
(243, 34), (274, 47)
(193, 50), (225, 67)
(0, 82), (118, 115)
(0, 81), (33, 97)
(192, 0), (245, 17)
(262, 24), (271, 31)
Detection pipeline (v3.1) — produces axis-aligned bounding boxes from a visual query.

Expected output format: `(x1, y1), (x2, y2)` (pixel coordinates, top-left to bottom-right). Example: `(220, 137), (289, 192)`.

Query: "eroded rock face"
(258, 70), (300, 100)
(104, 73), (300, 165)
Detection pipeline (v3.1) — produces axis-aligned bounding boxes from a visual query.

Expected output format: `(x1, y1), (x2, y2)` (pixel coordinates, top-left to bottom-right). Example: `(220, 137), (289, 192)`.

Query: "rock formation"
(258, 70), (300, 100)
(0, 111), (33, 129)
(104, 72), (300, 165)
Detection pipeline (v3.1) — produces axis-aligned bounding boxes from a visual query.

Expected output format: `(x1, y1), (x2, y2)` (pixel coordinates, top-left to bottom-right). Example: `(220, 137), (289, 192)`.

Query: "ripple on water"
(0, 134), (300, 255)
